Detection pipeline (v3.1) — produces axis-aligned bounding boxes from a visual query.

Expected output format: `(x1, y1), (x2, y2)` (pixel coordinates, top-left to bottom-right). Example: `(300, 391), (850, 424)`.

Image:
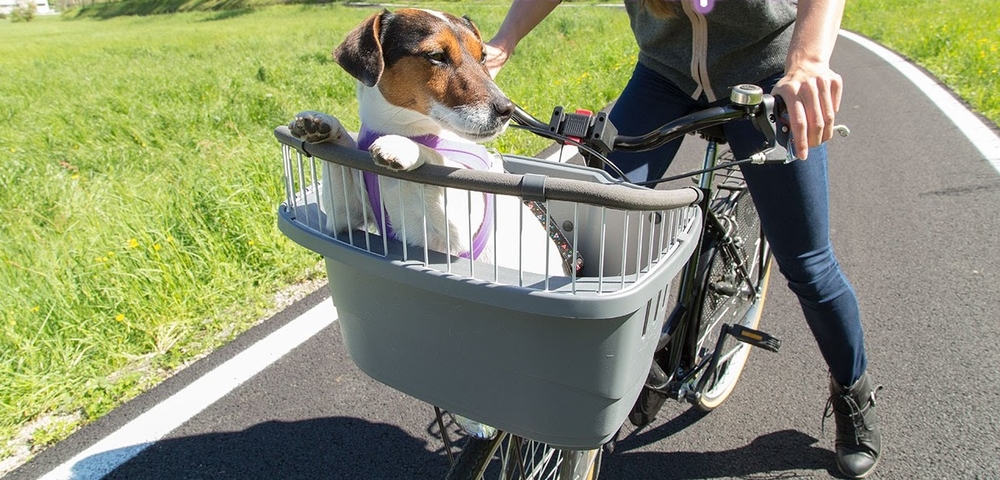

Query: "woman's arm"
(484, 0), (562, 78)
(772, 0), (846, 160)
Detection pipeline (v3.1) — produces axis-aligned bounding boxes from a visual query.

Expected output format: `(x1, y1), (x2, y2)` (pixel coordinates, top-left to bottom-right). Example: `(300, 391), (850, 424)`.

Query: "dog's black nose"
(493, 98), (514, 119)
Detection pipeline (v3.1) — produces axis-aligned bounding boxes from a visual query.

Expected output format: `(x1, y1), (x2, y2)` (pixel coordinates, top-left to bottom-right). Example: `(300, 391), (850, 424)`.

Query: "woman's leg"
(714, 75), (877, 478)
(724, 119), (867, 387)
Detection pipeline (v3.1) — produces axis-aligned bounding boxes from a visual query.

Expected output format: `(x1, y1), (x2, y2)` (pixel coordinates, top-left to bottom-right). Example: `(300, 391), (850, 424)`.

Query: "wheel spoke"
(448, 433), (599, 480)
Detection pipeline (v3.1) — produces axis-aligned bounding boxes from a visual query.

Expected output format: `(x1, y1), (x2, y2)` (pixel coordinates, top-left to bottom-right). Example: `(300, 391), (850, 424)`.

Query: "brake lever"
(771, 95), (851, 163)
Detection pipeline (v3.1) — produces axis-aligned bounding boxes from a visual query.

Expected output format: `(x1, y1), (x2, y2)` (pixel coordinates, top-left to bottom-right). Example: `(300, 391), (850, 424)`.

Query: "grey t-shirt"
(623, 0), (797, 102)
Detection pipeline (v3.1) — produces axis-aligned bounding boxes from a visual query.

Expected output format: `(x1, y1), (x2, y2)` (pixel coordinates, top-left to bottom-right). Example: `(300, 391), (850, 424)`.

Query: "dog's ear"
(460, 15), (482, 41)
(333, 10), (387, 87)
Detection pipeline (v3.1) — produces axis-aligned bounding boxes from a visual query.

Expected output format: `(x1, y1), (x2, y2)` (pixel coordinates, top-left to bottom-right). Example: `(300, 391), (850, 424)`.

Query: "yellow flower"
(115, 314), (125, 322)
(31, 306), (40, 313)
(128, 238), (139, 249)
(153, 243), (161, 252)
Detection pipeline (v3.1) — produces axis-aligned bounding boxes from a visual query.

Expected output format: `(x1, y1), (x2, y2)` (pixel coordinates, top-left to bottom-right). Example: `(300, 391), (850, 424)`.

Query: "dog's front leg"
(369, 135), (446, 171)
(288, 111), (370, 235)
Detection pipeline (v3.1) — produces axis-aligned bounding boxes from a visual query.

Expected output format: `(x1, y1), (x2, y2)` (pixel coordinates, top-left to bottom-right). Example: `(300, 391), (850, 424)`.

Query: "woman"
(485, 1), (882, 478)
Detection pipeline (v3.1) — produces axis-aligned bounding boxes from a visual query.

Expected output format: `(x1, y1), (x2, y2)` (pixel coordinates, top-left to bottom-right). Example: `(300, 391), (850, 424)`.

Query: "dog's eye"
(426, 52), (447, 65)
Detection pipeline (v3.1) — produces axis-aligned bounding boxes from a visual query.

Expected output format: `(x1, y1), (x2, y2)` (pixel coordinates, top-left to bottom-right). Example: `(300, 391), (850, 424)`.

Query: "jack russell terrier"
(289, 8), (576, 276)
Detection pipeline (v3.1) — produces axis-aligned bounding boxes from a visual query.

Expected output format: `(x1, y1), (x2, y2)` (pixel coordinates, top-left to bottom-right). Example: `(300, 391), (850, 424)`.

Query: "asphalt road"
(8, 33), (1000, 479)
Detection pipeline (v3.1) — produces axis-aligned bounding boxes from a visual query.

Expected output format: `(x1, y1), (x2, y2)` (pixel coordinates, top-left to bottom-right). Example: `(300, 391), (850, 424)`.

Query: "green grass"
(1, 0), (997, 471)
(0, 3), (635, 466)
(843, 0), (1000, 125)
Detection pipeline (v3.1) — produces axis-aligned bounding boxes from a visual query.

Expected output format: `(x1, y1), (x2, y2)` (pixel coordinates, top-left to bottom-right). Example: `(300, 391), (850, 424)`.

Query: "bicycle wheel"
(691, 166), (773, 412)
(446, 433), (601, 480)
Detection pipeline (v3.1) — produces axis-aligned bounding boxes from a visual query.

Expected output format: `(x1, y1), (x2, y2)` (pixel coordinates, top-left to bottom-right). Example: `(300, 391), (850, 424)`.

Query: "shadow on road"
(82, 410), (836, 479)
(92, 417), (450, 479)
(603, 408), (838, 479)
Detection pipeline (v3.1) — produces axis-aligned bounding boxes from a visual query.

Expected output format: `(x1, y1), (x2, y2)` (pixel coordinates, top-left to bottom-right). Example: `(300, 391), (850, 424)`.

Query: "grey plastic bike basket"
(275, 126), (702, 449)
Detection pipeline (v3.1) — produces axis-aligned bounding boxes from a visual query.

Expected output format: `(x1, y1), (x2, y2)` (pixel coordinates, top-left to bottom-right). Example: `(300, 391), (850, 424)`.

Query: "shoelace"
(822, 384), (883, 443)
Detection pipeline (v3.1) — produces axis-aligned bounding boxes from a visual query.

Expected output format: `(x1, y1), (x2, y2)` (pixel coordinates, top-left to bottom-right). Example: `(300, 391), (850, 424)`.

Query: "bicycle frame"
(649, 136), (770, 402)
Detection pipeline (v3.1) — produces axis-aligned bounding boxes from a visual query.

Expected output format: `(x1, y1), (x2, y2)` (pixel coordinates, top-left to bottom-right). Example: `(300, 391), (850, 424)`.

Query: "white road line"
(839, 30), (1000, 172)
(39, 299), (337, 480)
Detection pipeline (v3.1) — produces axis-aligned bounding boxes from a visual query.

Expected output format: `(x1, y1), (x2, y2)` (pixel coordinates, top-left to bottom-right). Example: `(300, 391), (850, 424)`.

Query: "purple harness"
(357, 128), (495, 259)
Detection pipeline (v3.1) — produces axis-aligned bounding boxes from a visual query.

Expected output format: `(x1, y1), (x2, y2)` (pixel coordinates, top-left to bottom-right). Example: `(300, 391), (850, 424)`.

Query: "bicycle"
(274, 84), (845, 479)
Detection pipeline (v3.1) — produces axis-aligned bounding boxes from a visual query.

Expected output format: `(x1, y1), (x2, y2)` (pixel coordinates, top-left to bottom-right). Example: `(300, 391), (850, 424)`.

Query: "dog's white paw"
(288, 111), (345, 144)
(369, 135), (423, 171)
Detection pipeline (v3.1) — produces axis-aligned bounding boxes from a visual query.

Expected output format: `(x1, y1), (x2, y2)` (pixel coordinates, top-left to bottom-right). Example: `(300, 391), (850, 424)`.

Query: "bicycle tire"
(446, 434), (601, 480)
(691, 167), (773, 412)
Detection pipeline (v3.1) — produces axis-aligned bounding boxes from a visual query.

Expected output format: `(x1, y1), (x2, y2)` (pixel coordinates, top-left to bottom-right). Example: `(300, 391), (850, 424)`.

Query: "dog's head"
(333, 8), (513, 142)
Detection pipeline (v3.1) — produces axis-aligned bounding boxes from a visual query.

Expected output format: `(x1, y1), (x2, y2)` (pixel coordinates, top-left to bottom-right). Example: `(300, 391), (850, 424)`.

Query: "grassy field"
(842, 0), (1000, 125)
(1, 0), (997, 472)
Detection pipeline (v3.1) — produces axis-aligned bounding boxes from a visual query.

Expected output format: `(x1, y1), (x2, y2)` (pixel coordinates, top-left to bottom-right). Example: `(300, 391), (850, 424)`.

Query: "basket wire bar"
(377, 177), (389, 257)
(571, 204), (579, 293)
(492, 198), (499, 283)
(397, 178), (407, 262)
(281, 145), (294, 210)
(339, 166), (353, 247)
(467, 191), (474, 278)
(597, 207), (606, 293)
(620, 211), (629, 290)
(309, 156), (320, 231)
(443, 184), (452, 274)
(420, 185), (429, 265)
(544, 200), (551, 291)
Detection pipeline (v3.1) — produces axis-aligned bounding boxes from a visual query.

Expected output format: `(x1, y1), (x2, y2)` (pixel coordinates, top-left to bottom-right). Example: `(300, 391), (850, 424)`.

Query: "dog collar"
(356, 127), (494, 260)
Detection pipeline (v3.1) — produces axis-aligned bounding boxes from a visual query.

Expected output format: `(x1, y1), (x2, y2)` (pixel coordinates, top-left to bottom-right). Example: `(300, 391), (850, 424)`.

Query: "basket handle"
(275, 126), (702, 211)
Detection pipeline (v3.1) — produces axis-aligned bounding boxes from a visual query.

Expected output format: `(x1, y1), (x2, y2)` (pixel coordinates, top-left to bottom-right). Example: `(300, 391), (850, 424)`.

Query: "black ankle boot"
(824, 372), (883, 478)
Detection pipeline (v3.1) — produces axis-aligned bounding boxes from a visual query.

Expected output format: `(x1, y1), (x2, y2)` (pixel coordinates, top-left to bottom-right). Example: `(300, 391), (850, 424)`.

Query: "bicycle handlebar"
(511, 84), (847, 165)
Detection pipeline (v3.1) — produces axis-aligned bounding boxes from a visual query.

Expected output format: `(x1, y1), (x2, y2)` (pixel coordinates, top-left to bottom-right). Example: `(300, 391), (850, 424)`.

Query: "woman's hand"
(772, 62), (843, 160)
(484, 0), (561, 79)
(775, 0), (846, 160)
(484, 42), (510, 80)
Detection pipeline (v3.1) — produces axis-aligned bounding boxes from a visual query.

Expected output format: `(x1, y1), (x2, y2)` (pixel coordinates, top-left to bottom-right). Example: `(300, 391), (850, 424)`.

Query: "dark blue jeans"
(609, 62), (867, 386)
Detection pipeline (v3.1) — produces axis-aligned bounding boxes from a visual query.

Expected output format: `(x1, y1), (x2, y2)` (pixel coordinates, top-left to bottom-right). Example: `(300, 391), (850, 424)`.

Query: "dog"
(289, 8), (571, 276)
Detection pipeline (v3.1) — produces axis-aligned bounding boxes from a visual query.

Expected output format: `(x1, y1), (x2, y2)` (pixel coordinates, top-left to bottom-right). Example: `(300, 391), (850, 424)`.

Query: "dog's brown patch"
(378, 30), (488, 117)
(363, 9), (495, 117)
